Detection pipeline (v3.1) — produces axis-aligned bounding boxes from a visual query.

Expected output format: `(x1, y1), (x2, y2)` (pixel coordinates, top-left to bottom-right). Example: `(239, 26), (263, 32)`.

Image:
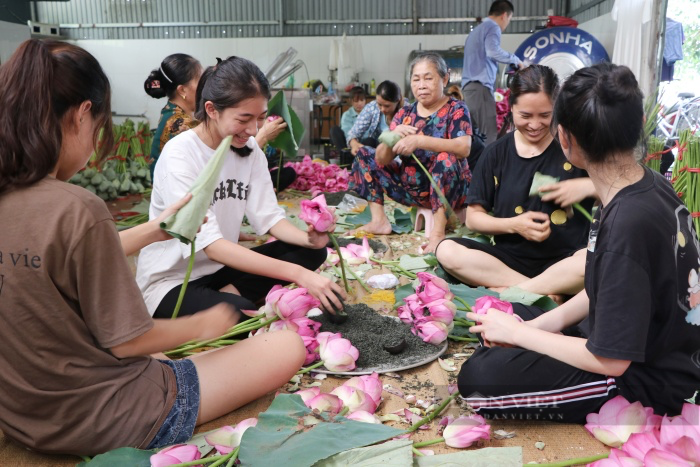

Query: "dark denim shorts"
(146, 359), (201, 449)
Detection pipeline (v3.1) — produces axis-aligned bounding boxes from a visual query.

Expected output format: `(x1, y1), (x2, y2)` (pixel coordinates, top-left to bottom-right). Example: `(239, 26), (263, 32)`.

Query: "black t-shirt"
(585, 167), (700, 416)
(467, 132), (593, 261)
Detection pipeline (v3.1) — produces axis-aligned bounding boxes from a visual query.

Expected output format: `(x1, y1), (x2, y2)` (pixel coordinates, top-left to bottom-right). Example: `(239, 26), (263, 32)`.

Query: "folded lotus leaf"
(160, 135), (233, 244)
(529, 171), (560, 197)
(267, 90), (305, 159)
(378, 130), (402, 149)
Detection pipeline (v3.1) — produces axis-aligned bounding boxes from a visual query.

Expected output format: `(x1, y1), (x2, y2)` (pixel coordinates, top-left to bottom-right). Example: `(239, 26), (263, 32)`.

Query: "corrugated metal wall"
(36, 0), (569, 40)
(568, 0), (615, 23)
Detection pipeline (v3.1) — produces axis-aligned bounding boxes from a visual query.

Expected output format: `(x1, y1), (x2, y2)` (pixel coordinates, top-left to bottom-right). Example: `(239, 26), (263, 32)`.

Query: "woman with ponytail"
(457, 63), (700, 422)
(137, 56), (345, 320)
(0, 40), (305, 456)
(145, 54), (203, 175)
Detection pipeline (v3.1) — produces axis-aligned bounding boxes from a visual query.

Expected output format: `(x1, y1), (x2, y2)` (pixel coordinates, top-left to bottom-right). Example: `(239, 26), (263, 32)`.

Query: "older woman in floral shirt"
(349, 53), (473, 254)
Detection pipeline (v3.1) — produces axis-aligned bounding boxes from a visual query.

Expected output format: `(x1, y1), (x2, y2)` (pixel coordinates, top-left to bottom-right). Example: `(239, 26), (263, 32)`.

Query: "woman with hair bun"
(458, 63), (700, 422)
(145, 53), (203, 175)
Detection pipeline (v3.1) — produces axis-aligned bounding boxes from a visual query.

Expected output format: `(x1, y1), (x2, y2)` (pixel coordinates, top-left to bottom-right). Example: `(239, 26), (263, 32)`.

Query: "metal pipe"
(419, 16), (549, 23)
(59, 20), (278, 29)
(285, 18), (411, 25)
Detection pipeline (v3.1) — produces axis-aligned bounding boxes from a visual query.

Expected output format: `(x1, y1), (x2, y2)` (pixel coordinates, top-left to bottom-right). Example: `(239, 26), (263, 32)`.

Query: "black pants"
(269, 166), (297, 192)
(329, 126), (378, 152)
(458, 304), (618, 423)
(154, 240), (327, 318)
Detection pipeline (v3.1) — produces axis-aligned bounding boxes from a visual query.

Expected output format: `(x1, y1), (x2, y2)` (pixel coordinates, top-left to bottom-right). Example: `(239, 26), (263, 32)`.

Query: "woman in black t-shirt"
(436, 65), (596, 297)
(459, 63), (700, 421)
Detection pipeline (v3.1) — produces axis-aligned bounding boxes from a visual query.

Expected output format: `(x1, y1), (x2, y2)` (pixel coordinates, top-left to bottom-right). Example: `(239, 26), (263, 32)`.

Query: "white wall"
(578, 13), (615, 58)
(73, 33), (528, 128)
(0, 21), (30, 64)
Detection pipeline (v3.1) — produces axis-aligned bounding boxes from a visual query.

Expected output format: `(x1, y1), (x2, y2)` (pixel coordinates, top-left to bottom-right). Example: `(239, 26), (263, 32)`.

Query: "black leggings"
(458, 304), (618, 423)
(154, 240), (327, 318)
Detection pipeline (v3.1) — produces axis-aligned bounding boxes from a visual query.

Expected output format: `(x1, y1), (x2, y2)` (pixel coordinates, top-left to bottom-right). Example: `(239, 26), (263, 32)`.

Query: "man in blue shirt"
(462, 0), (523, 144)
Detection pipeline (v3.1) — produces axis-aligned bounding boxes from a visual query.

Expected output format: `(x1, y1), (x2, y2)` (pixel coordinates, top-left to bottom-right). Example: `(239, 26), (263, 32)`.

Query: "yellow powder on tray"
(360, 290), (396, 306)
(277, 200), (295, 209)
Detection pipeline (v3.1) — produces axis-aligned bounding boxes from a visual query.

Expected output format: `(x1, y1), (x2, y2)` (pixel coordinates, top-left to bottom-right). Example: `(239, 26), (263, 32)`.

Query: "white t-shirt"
(136, 129), (286, 315)
(611, 0), (653, 91)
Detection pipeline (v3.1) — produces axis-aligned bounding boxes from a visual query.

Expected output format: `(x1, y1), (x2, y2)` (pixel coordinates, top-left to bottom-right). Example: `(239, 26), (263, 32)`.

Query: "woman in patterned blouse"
(349, 52), (473, 254)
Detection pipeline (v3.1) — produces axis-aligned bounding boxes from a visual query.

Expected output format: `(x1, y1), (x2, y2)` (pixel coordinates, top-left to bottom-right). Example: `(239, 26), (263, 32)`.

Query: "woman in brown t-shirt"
(0, 40), (305, 456)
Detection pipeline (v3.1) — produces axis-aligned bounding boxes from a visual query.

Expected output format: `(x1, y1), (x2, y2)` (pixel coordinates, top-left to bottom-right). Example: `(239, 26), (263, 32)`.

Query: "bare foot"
(350, 218), (392, 236)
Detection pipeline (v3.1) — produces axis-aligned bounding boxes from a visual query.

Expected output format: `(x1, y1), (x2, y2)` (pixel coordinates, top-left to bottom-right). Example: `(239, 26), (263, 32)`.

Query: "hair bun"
(144, 69), (167, 98)
(596, 65), (638, 104)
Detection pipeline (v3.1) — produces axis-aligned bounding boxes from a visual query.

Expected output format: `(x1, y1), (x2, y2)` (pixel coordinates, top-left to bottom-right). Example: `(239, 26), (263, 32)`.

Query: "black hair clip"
(216, 57), (223, 64)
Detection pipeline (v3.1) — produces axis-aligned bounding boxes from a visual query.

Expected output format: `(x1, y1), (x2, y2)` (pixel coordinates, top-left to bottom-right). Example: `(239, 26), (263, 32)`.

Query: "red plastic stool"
(414, 207), (467, 237)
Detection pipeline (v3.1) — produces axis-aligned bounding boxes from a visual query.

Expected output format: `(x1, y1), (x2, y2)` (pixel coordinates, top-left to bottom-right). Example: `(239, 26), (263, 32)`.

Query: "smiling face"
(206, 96), (268, 148)
(410, 60), (448, 108)
(511, 91), (554, 145)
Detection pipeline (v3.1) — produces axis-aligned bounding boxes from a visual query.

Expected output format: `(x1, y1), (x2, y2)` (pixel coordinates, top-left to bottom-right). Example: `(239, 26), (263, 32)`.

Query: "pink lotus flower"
(442, 415), (491, 448)
(299, 194), (335, 233)
(346, 410), (382, 424)
(341, 372), (382, 407)
(414, 320), (449, 345)
(644, 448), (695, 466)
(150, 444), (201, 467)
(589, 448), (643, 467)
(287, 156), (350, 194)
(241, 307), (265, 318)
(397, 305), (413, 324)
(300, 335), (320, 365)
(344, 237), (373, 264)
(585, 396), (660, 447)
(416, 272), (454, 302)
(269, 287), (320, 321)
(267, 114), (281, 122)
(325, 247), (340, 266)
(305, 393), (343, 414)
(204, 418), (258, 455)
(413, 299), (457, 325)
(331, 386), (377, 414)
(657, 403), (700, 464)
(295, 387), (321, 404)
(473, 296), (514, 315)
(317, 332), (359, 372)
(620, 432), (662, 461)
(269, 317), (321, 337)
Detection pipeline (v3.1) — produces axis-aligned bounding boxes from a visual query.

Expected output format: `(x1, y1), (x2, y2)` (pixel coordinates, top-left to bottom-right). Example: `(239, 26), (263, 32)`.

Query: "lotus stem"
(329, 234), (351, 293)
(172, 241), (196, 319)
(296, 360), (325, 375)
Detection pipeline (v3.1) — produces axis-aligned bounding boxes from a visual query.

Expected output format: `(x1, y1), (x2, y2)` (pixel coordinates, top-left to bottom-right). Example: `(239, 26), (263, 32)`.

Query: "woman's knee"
(435, 239), (461, 269)
(270, 330), (306, 368)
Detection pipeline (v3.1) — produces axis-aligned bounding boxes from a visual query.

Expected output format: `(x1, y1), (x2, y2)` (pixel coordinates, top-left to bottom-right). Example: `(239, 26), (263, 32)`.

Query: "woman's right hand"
(393, 124), (418, 137)
(349, 139), (363, 156)
(297, 269), (346, 314)
(510, 211), (551, 242)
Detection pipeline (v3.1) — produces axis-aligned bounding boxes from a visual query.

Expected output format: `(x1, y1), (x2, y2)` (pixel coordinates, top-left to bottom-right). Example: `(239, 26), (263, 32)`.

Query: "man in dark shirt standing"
(461, 0), (523, 144)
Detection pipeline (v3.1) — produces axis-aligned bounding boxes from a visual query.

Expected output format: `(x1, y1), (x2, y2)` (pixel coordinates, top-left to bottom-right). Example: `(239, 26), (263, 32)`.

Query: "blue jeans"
(146, 359), (200, 449)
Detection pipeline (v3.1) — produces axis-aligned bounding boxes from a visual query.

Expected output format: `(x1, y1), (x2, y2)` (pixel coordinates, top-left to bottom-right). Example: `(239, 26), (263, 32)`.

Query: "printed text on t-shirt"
(212, 179), (249, 206)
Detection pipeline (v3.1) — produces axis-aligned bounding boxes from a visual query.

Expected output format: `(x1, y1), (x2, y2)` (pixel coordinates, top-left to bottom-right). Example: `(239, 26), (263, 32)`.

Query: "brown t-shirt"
(0, 178), (176, 455)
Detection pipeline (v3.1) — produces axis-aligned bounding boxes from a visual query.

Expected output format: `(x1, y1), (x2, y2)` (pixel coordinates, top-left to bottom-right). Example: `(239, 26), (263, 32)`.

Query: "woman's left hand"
(393, 134), (422, 156)
(466, 310), (522, 347)
(539, 178), (596, 207)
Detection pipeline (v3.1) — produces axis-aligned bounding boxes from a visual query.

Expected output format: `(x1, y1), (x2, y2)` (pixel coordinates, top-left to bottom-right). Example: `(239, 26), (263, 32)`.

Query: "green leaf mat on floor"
(238, 394), (403, 466)
(77, 447), (152, 466)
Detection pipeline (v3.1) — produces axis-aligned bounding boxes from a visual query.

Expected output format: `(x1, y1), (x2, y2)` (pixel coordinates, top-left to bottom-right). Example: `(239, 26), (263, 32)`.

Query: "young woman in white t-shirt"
(137, 56), (346, 319)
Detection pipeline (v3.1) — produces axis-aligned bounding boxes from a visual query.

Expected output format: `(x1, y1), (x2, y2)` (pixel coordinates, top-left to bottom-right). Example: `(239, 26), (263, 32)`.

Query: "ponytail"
(0, 39), (112, 194)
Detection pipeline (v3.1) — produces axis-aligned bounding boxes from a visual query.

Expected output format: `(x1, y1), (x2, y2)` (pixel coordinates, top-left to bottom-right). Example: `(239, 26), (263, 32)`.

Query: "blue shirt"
(340, 107), (362, 135)
(461, 18), (522, 91)
(346, 98), (409, 142)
